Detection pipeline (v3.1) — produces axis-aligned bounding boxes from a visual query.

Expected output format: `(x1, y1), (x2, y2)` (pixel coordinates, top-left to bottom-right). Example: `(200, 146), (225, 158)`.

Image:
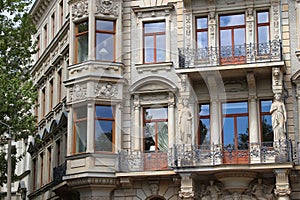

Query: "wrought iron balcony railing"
(178, 40), (282, 68)
(53, 162), (66, 184)
(119, 151), (169, 172)
(169, 140), (292, 168)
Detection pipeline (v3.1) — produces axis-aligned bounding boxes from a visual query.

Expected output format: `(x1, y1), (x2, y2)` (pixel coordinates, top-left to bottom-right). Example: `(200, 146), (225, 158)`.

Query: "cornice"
(30, 0), (53, 25)
(67, 177), (119, 187)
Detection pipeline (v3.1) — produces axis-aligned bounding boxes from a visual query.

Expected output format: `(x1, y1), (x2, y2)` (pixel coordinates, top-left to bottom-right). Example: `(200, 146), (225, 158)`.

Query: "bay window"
(75, 21), (88, 63)
(96, 20), (115, 61)
(143, 21), (166, 63)
(144, 107), (168, 152)
(95, 105), (115, 152)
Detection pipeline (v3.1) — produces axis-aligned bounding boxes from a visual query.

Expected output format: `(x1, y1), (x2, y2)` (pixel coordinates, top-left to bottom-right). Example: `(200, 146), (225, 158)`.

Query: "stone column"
(133, 94), (141, 151)
(179, 173), (195, 200)
(274, 169), (291, 200)
(168, 92), (175, 149)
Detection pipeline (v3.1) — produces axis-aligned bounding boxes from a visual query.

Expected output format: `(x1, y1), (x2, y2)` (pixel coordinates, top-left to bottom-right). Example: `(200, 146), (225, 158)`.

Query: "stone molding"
(67, 177), (119, 187)
(70, 84), (87, 101)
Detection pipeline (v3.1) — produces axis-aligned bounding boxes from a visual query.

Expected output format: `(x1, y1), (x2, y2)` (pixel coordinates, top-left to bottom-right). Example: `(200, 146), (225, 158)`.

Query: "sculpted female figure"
(179, 99), (193, 144)
(270, 93), (287, 141)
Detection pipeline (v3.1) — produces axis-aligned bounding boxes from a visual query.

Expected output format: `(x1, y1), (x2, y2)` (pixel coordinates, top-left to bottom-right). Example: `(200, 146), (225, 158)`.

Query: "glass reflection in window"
(199, 104), (210, 147)
(96, 20), (115, 61)
(75, 21), (88, 63)
(260, 100), (273, 142)
(74, 106), (87, 153)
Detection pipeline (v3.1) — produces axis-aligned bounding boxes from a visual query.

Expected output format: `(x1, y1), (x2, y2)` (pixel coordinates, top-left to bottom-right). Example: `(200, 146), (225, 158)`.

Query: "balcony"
(178, 40), (282, 68)
(53, 162), (67, 185)
(119, 151), (169, 172)
(169, 140), (292, 168)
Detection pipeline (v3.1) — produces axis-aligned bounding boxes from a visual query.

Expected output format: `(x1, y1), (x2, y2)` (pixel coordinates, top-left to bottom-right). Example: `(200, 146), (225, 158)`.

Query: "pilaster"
(274, 169), (291, 200)
(133, 94), (141, 151)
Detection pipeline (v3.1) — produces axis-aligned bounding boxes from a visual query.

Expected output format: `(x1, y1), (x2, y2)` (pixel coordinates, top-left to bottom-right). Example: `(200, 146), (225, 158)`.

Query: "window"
(260, 100), (273, 142)
(144, 107), (168, 152)
(47, 147), (51, 182)
(56, 139), (61, 166)
(59, 1), (64, 27)
(73, 106), (87, 153)
(32, 159), (37, 190)
(219, 14), (245, 64)
(43, 24), (48, 49)
(143, 21), (166, 63)
(222, 102), (249, 164)
(51, 12), (55, 38)
(40, 153), (44, 186)
(42, 88), (46, 117)
(75, 21), (88, 63)
(196, 17), (208, 49)
(198, 104), (210, 147)
(49, 79), (53, 110)
(95, 105), (115, 152)
(57, 69), (62, 101)
(37, 35), (41, 58)
(96, 20), (115, 61)
(257, 11), (270, 55)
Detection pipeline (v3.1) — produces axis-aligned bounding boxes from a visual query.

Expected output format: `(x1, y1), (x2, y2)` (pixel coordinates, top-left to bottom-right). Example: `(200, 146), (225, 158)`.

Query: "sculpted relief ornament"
(179, 98), (193, 144)
(72, 0), (88, 20)
(96, 0), (119, 16)
(70, 84), (87, 101)
(95, 82), (117, 98)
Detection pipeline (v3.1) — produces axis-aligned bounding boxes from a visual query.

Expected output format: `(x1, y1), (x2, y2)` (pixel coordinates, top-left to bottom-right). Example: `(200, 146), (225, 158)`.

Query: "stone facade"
(8, 0), (300, 200)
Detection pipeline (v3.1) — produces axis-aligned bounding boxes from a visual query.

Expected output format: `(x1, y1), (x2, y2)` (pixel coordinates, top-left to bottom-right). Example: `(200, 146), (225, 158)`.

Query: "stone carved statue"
(270, 93), (287, 141)
(201, 180), (222, 200)
(251, 179), (273, 200)
(179, 99), (193, 144)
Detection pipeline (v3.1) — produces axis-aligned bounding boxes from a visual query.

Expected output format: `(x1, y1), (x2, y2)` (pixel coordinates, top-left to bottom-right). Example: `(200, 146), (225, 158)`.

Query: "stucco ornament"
(201, 180), (222, 200)
(270, 93), (287, 141)
(70, 84), (87, 101)
(251, 179), (274, 200)
(72, 0), (88, 20)
(95, 83), (117, 98)
(179, 191), (194, 198)
(179, 98), (193, 144)
(96, 0), (118, 16)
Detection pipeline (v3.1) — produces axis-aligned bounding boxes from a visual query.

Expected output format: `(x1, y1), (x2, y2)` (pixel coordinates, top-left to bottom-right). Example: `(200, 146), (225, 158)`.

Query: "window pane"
(258, 26), (269, 44)
(158, 122), (168, 152)
(75, 106), (87, 119)
(77, 34), (88, 62)
(95, 120), (113, 151)
(261, 100), (272, 112)
(223, 102), (248, 114)
(258, 12), (269, 23)
(144, 36), (154, 63)
(75, 121), (87, 153)
(96, 20), (114, 31)
(234, 28), (245, 45)
(96, 105), (113, 118)
(197, 18), (208, 29)
(262, 115), (273, 142)
(223, 117), (234, 146)
(199, 104), (210, 116)
(199, 118), (210, 146)
(96, 33), (114, 61)
(156, 34), (166, 62)
(144, 122), (155, 151)
(220, 14), (245, 27)
(220, 29), (232, 46)
(78, 21), (88, 33)
(237, 116), (248, 150)
(144, 22), (165, 33)
(144, 107), (168, 120)
(197, 32), (208, 48)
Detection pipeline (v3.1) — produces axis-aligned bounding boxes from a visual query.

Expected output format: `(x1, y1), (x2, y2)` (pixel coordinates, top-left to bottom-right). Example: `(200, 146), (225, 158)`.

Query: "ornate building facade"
(21, 0), (300, 199)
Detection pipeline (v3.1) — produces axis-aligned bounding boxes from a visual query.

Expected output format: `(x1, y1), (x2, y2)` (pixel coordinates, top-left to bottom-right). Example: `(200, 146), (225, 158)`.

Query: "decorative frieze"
(70, 84), (87, 101)
(67, 177), (119, 187)
(95, 82), (117, 98)
(95, 0), (119, 17)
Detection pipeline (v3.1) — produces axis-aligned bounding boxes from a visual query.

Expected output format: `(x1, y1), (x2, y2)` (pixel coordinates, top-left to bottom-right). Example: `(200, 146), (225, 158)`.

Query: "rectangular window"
(75, 21), (88, 63)
(196, 17), (208, 49)
(96, 20), (115, 61)
(143, 21), (166, 63)
(219, 14), (246, 64)
(33, 158), (37, 190)
(144, 107), (168, 152)
(44, 24), (48, 49)
(42, 88), (46, 117)
(51, 12), (55, 38)
(47, 147), (51, 182)
(59, 1), (64, 27)
(57, 69), (62, 101)
(95, 105), (115, 152)
(198, 104), (210, 147)
(260, 100), (273, 143)
(56, 139), (61, 166)
(73, 106), (87, 153)
(40, 153), (44, 186)
(49, 79), (53, 110)
(37, 35), (41, 58)
(257, 11), (270, 55)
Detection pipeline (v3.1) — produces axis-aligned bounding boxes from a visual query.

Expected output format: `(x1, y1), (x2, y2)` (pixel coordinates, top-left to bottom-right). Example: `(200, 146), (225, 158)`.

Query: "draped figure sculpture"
(179, 99), (193, 144)
(270, 93), (287, 141)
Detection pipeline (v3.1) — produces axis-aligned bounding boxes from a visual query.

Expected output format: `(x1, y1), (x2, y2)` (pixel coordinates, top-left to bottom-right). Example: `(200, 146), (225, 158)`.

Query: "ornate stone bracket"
(274, 169), (291, 198)
(179, 173), (195, 199)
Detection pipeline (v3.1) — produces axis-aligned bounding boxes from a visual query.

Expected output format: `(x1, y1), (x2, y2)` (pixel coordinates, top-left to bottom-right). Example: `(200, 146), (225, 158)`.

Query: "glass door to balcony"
(222, 102), (249, 164)
(219, 14), (246, 65)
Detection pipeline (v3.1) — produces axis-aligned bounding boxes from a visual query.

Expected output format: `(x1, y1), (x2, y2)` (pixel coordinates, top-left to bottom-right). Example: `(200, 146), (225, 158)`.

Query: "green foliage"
(0, 0), (37, 186)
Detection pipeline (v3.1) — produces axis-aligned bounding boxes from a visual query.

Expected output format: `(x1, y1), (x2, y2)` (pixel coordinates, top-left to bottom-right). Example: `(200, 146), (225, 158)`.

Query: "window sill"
(136, 62), (173, 73)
